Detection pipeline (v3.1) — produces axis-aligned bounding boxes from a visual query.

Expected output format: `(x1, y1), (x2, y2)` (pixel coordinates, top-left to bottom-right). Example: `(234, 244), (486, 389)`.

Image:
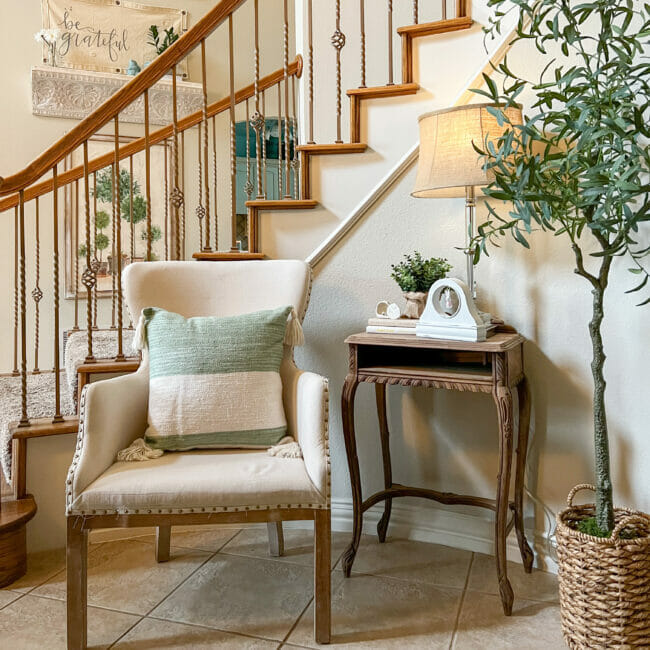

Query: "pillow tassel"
(132, 311), (147, 353)
(284, 307), (305, 347)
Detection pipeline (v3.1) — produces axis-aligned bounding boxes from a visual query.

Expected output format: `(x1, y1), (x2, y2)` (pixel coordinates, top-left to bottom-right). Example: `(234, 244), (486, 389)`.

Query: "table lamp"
(411, 103), (523, 297)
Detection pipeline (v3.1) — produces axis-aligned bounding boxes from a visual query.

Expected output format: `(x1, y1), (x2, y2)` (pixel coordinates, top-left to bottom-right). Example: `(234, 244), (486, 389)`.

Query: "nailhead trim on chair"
(67, 503), (329, 515)
(65, 383), (89, 513)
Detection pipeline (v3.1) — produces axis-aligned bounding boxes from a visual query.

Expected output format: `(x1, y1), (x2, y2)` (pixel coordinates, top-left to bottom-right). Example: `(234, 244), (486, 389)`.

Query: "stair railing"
(0, 0), (470, 471)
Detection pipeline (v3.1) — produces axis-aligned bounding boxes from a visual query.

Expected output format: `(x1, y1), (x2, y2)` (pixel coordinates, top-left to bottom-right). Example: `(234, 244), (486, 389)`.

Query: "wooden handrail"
(0, 57), (302, 213)
(0, 0), (246, 196)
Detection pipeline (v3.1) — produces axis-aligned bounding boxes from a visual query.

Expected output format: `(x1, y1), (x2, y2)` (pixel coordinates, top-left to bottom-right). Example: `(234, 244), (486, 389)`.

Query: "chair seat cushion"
(68, 449), (325, 515)
(141, 306), (293, 451)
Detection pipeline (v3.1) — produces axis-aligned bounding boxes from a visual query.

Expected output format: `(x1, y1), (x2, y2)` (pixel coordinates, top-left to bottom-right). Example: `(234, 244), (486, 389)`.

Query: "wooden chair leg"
(314, 509), (331, 644)
(267, 521), (284, 557)
(155, 525), (171, 563)
(67, 517), (88, 650)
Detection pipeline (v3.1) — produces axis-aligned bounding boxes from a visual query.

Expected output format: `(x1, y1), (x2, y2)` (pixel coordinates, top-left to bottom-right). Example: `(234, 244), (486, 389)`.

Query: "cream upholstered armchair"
(65, 260), (330, 648)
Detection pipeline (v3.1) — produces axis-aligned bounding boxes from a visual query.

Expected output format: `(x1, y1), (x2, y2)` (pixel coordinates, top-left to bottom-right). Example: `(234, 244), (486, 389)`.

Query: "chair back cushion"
(123, 260), (311, 323)
(142, 305), (292, 451)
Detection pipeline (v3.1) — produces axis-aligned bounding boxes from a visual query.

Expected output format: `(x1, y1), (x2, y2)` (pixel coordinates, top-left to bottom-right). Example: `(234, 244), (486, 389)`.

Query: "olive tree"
(474, 0), (650, 534)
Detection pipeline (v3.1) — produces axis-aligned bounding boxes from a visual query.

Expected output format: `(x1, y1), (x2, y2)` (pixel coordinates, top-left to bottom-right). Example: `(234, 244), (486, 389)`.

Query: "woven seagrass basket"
(556, 485), (650, 649)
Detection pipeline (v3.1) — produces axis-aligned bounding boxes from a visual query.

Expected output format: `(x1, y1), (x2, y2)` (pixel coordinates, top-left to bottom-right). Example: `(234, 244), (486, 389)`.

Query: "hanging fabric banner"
(40, 0), (188, 75)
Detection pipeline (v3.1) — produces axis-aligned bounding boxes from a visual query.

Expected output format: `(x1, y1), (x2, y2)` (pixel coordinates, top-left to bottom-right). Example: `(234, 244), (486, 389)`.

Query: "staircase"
(0, 0), (513, 586)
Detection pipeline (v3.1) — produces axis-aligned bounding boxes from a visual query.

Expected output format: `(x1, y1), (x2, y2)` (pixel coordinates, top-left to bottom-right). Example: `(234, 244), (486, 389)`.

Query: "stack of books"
(366, 317), (417, 335)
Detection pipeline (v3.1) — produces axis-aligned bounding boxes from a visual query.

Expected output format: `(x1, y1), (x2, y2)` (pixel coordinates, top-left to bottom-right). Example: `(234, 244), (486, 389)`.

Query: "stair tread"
(245, 199), (318, 209)
(10, 416), (79, 440)
(397, 16), (473, 37)
(297, 143), (367, 154)
(347, 83), (419, 98)
(0, 496), (37, 530)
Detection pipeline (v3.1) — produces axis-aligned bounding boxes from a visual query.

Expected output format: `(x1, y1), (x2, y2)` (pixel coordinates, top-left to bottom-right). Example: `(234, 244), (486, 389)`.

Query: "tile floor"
(0, 525), (566, 649)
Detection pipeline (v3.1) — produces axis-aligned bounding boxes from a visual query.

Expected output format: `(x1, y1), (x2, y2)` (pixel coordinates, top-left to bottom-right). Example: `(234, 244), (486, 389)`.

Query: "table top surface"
(345, 330), (524, 353)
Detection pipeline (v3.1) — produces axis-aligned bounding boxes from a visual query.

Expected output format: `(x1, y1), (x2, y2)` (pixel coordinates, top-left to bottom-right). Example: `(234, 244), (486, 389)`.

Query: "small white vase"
(403, 291), (428, 319)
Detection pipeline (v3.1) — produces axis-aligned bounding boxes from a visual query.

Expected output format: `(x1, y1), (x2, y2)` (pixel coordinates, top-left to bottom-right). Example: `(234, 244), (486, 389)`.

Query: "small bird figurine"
(126, 59), (141, 76)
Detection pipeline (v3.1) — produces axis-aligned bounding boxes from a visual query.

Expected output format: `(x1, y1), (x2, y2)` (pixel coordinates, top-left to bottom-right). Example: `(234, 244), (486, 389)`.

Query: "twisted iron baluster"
(291, 75), (299, 199)
(201, 40), (212, 251)
(144, 89), (152, 261)
(387, 0), (394, 86)
(114, 117), (125, 360)
(245, 98), (253, 201)
(196, 122), (205, 248)
(12, 206), (18, 375)
(211, 117), (219, 250)
(283, 0), (291, 198)
(332, 0), (346, 143)
(360, 0), (366, 88)
(252, 0), (265, 199)
(52, 165), (63, 421)
(82, 143), (95, 362)
(308, 0), (315, 143)
(18, 191), (28, 426)
(32, 197), (42, 373)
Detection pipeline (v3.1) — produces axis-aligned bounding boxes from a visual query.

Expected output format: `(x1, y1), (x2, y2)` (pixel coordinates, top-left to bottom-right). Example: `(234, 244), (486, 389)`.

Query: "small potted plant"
(477, 2), (650, 647)
(390, 252), (451, 318)
(147, 25), (181, 75)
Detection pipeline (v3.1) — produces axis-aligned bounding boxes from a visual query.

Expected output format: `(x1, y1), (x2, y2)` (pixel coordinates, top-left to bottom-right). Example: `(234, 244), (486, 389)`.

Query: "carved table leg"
(341, 374), (361, 577)
(493, 381), (515, 616)
(375, 383), (393, 543)
(514, 377), (534, 572)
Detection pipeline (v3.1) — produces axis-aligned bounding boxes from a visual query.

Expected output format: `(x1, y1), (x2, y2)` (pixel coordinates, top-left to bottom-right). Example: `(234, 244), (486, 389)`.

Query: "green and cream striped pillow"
(139, 306), (294, 451)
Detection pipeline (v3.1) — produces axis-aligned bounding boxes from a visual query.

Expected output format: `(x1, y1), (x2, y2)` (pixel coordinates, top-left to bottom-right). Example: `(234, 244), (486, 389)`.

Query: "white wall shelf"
(31, 65), (203, 125)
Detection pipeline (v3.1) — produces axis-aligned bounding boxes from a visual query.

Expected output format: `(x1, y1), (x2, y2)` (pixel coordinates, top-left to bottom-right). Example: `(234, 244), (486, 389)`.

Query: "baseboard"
(330, 497), (558, 574)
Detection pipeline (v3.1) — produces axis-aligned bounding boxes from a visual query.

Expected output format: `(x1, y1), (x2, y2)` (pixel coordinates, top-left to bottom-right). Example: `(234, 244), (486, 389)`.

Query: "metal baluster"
(82, 143), (95, 363)
(387, 0), (394, 86)
(170, 65), (184, 260)
(245, 99), (253, 202)
(129, 157), (135, 260)
(92, 172), (98, 329)
(114, 117), (125, 360)
(110, 161), (116, 329)
(332, 0), (346, 143)
(12, 206), (18, 375)
(443, 0), (448, 20)
(252, 0), (265, 199)
(144, 89), (152, 261)
(201, 40), (212, 251)
(228, 13), (238, 252)
(291, 75), (299, 199)
(181, 129), (187, 258)
(262, 90), (268, 197)
(32, 198), (42, 373)
(196, 121), (205, 248)
(283, 0), (291, 197)
(52, 165), (63, 422)
(308, 0), (315, 143)
(414, 0), (419, 24)
(73, 180), (80, 330)
(211, 117), (218, 249)
(18, 190), (28, 426)
(277, 81), (284, 196)
(164, 141), (169, 259)
(359, 0), (366, 88)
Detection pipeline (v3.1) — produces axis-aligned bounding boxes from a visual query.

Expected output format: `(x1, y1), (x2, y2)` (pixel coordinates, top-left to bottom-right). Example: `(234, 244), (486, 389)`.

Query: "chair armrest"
(66, 366), (149, 511)
(280, 359), (330, 503)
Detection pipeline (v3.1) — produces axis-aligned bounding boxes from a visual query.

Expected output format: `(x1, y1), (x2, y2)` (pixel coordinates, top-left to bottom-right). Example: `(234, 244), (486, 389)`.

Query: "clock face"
(432, 285), (461, 319)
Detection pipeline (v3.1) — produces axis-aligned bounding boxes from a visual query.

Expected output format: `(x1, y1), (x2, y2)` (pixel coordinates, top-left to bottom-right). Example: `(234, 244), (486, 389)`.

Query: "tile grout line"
(280, 594), (315, 647)
(107, 529), (245, 648)
(448, 552), (475, 650)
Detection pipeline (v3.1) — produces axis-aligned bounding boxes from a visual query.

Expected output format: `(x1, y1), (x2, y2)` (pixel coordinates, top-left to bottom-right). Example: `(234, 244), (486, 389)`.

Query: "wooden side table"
(340, 331), (534, 615)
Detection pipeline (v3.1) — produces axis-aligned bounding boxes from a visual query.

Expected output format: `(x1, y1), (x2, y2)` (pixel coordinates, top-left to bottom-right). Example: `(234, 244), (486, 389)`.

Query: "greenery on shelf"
(390, 252), (452, 293)
(474, 0), (650, 534)
(148, 25), (180, 56)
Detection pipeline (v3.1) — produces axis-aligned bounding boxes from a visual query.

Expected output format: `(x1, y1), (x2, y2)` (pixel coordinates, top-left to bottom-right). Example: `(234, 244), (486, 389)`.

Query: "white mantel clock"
(416, 278), (496, 342)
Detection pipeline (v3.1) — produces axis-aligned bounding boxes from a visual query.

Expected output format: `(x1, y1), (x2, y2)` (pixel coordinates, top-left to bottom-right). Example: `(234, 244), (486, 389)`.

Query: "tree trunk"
(589, 282), (615, 532)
